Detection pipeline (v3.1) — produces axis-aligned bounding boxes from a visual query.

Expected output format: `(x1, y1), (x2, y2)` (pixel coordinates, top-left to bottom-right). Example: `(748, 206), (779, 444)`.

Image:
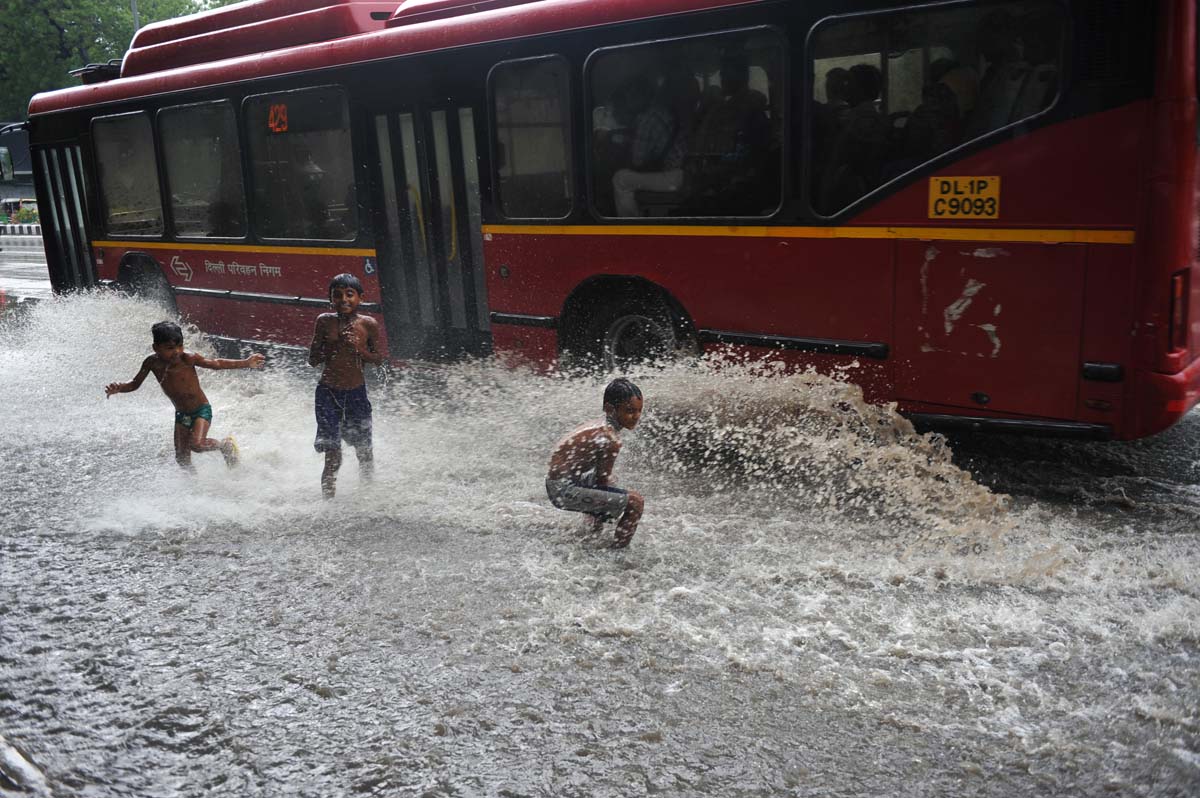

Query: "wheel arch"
(116, 251), (169, 286)
(116, 251), (178, 313)
(558, 275), (696, 356)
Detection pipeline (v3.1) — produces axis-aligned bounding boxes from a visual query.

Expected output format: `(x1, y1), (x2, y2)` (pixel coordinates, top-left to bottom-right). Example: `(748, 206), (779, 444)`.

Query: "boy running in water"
(105, 321), (265, 469)
(546, 378), (645, 548)
(308, 273), (385, 498)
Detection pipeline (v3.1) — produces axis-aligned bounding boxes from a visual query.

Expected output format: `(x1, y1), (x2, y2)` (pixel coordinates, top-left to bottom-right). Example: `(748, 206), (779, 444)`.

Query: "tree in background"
(0, 0), (240, 121)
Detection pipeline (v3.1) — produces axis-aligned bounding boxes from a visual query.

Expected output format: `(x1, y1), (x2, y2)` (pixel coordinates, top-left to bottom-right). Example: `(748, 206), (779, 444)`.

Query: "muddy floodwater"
(1, 293), (1198, 797)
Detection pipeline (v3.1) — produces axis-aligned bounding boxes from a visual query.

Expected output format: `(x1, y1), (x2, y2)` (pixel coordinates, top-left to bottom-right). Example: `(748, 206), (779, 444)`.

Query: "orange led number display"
(267, 103), (289, 134)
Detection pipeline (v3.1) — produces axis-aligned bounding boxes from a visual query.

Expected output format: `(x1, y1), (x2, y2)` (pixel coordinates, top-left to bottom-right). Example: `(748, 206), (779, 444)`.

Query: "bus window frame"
(90, 109), (167, 240)
(486, 53), (576, 222)
(156, 99), (250, 243)
(804, 0), (1070, 222)
(240, 83), (362, 244)
(582, 24), (789, 223)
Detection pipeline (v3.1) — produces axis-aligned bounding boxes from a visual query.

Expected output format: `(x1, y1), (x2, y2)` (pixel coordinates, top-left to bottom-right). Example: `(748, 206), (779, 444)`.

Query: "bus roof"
(28, 0), (751, 117)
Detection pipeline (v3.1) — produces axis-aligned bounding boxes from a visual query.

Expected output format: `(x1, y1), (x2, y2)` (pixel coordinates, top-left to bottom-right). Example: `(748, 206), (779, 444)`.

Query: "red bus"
(25, 0), (1199, 440)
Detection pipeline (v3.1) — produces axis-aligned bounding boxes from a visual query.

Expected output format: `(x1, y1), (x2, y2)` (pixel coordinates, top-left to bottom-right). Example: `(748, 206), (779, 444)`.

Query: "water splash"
(2, 292), (1199, 797)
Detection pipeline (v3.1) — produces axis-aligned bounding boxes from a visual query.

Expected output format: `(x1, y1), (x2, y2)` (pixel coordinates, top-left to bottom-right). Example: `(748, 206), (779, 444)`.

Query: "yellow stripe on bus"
(92, 240), (377, 257)
(481, 224), (1135, 245)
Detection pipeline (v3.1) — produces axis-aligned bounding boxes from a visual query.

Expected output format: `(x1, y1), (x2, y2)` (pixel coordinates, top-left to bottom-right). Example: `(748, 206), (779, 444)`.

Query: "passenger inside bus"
(817, 63), (886, 213)
(810, 0), (1064, 215)
(880, 58), (973, 180)
(609, 67), (700, 216)
(1009, 8), (1062, 122)
(811, 67), (852, 168)
(674, 50), (772, 215)
(608, 49), (772, 217)
(592, 73), (659, 211)
(963, 8), (1026, 138)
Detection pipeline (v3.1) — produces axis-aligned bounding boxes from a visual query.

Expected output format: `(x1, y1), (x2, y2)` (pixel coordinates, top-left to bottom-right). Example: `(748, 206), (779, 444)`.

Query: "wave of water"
(1, 292), (1198, 796)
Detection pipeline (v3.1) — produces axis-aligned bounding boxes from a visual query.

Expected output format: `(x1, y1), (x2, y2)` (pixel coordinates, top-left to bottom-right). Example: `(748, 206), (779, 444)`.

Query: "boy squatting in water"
(104, 320), (265, 469)
(309, 272), (385, 498)
(546, 378), (645, 548)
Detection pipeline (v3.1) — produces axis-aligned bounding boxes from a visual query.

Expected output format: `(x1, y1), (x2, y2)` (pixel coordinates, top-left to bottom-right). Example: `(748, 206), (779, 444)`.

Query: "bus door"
(894, 241), (1087, 420)
(370, 107), (490, 360)
(31, 143), (95, 291)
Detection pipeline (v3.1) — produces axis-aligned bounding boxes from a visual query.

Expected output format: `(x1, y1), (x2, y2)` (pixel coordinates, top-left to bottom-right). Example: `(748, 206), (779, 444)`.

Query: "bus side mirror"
(0, 147), (13, 182)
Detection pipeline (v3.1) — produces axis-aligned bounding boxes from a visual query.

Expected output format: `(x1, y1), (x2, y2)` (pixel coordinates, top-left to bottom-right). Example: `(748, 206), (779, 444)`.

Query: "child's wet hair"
(603, 377), (642, 408)
(329, 273), (364, 296)
(151, 321), (183, 346)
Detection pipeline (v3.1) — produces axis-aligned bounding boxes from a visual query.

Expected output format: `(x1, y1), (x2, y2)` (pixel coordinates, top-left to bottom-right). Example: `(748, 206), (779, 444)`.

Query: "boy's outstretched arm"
(105, 357), (153, 397)
(189, 352), (266, 370)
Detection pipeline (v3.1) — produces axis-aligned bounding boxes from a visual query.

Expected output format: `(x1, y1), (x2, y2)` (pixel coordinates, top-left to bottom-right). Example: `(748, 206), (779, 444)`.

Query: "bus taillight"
(1170, 271), (1190, 351)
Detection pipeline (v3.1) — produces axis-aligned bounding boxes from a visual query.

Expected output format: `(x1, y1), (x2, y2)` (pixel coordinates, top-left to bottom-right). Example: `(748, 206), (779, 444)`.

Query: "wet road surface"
(0, 288), (1197, 797)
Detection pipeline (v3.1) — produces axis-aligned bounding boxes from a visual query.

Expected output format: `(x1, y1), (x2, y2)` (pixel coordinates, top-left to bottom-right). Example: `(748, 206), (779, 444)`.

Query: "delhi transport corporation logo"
(170, 255), (193, 282)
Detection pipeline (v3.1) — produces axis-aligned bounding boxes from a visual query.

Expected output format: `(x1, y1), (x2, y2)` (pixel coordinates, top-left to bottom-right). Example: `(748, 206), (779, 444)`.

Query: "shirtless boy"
(105, 321), (265, 469)
(546, 378), (645, 548)
(308, 273), (385, 498)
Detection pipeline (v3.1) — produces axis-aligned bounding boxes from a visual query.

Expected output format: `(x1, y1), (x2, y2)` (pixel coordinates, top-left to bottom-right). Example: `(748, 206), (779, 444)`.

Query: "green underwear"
(174, 403), (213, 429)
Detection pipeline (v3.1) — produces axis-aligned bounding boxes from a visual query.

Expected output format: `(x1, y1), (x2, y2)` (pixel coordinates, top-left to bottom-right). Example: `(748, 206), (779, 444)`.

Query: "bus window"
(491, 56), (572, 219)
(93, 112), (165, 236)
(810, 1), (1065, 216)
(244, 86), (358, 241)
(589, 28), (784, 219)
(159, 101), (247, 238)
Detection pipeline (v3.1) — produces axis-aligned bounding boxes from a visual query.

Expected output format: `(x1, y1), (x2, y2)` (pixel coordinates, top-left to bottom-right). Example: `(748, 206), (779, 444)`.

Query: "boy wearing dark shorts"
(308, 273), (385, 497)
(546, 378), (645, 548)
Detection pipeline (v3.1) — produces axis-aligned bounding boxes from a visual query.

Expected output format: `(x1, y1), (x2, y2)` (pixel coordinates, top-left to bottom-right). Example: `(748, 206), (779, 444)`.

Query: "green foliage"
(0, 0), (241, 121)
(14, 206), (38, 224)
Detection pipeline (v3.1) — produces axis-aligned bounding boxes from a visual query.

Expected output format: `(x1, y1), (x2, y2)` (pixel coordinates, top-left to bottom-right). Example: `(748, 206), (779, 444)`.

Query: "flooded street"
(1, 292), (1198, 797)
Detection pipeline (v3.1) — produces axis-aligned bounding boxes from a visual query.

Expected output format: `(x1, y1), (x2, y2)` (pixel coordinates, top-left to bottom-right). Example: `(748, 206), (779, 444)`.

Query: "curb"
(0, 224), (41, 236)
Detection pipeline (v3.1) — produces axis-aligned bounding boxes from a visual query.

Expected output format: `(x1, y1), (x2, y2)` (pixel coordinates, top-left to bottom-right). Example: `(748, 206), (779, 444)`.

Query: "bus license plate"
(928, 176), (1000, 220)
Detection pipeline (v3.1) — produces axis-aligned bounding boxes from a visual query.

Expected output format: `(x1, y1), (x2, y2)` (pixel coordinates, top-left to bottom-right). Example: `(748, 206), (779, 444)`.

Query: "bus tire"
(583, 296), (678, 371)
(119, 259), (177, 315)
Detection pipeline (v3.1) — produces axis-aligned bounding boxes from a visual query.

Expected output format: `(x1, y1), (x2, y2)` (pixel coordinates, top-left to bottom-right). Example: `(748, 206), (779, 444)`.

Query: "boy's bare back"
(547, 421), (621, 482)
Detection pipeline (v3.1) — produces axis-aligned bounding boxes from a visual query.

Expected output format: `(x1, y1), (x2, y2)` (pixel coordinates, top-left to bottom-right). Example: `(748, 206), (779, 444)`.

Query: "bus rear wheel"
(119, 261), (177, 314)
(584, 298), (678, 371)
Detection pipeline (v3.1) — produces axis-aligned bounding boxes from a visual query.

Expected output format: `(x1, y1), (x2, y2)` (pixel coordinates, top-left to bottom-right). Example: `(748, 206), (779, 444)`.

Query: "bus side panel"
(893, 241), (1086, 420)
(851, 103), (1147, 229)
(177, 294), (246, 340)
(1077, 244), (1137, 430)
(484, 233), (894, 372)
(173, 294), (388, 352)
(94, 244), (389, 352)
(241, 299), (387, 351)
